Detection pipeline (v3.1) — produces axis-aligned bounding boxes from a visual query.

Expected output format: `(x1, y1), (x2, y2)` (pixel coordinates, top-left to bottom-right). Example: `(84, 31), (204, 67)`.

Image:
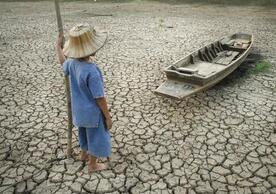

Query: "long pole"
(54, 0), (73, 157)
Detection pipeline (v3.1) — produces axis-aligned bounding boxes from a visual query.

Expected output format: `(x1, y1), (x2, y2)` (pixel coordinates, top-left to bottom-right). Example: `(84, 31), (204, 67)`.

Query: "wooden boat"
(155, 33), (253, 99)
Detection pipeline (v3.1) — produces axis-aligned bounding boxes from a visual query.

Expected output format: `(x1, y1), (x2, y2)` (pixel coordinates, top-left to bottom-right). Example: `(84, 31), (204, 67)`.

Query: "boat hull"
(155, 33), (253, 99)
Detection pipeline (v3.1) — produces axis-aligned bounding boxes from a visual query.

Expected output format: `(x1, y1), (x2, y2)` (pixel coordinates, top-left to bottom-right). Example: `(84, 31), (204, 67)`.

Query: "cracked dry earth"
(0, 1), (276, 194)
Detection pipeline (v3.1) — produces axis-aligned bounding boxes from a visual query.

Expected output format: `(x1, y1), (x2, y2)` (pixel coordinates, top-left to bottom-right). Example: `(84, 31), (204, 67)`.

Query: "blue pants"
(78, 116), (111, 157)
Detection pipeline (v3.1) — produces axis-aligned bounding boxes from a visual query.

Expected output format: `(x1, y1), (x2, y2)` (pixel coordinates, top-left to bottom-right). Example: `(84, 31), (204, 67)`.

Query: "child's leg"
(78, 127), (88, 161)
(86, 116), (111, 172)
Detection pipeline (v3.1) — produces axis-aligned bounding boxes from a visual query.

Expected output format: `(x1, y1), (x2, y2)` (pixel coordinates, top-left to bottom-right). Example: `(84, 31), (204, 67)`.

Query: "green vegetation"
(159, 18), (164, 27)
(249, 61), (272, 74)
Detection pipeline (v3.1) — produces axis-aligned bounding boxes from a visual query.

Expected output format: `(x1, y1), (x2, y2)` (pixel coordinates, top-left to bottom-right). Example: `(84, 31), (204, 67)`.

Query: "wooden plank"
(155, 80), (196, 99)
(214, 51), (239, 65)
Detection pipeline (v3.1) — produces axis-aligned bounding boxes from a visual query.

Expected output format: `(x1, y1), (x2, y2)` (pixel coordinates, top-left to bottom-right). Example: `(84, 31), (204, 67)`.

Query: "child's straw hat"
(63, 23), (107, 58)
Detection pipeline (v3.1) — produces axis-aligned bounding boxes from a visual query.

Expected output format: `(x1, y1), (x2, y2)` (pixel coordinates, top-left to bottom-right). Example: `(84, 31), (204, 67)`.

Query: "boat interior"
(165, 33), (252, 80)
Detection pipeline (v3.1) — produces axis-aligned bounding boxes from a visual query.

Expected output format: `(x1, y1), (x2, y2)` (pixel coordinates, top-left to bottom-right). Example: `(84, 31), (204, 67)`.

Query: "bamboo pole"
(54, 0), (73, 157)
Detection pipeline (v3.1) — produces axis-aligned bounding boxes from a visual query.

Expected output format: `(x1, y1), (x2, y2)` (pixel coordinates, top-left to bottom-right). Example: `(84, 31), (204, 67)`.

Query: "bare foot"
(97, 157), (110, 163)
(80, 151), (88, 161)
(88, 163), (107, 173)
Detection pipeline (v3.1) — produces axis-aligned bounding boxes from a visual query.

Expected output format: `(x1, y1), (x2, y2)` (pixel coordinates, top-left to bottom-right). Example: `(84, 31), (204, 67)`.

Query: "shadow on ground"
(216, 48), (264, 87)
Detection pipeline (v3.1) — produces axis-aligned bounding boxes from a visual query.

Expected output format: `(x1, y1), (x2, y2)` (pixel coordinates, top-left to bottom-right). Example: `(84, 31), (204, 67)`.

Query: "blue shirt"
(63, 59), (105, 128)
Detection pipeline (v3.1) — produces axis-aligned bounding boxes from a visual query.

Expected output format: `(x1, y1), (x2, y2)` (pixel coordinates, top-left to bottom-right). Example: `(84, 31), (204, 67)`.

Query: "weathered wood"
(54, 0), (73, 157)
(214, 51), (239, 65)
(155, 33), (253, 99)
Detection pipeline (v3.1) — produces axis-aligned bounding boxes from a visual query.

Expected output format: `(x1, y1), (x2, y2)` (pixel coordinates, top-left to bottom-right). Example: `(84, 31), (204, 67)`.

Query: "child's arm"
(56, 32), (65, 65)
(96, 97), (112, 130)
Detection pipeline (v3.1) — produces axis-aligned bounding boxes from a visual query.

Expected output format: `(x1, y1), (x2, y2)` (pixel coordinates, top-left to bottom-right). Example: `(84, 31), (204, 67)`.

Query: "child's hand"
(105, 117), (112, 130)
(56, 32), (65, 64)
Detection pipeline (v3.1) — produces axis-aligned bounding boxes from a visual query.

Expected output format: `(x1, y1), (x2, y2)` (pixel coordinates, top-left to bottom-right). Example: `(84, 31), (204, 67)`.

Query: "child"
(56, 23), (111, 172)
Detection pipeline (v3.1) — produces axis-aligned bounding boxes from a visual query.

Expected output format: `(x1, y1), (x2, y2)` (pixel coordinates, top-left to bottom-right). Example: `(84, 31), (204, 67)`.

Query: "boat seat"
(177, 67), (199, 74)
(227, 39), (250, 45)
(171, 66), (199, 75)
(225, 39), (250, 50)
(191, 61), (223, 77)
(213, 51), (240, 65)
(176, 61), (225, 78)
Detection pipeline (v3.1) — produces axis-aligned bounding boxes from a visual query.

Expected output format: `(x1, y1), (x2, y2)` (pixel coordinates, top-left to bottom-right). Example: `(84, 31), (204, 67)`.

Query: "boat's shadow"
(215, 51), (263, 87)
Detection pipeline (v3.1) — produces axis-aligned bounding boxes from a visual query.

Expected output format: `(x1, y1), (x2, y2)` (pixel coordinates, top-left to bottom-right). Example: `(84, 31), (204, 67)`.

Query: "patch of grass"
(249, 61), (272, 74)
(158, 18), (164, 27)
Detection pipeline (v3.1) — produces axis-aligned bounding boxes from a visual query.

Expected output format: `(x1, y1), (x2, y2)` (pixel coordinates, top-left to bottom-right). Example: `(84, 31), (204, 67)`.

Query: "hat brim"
(63, 30), (108, 59)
